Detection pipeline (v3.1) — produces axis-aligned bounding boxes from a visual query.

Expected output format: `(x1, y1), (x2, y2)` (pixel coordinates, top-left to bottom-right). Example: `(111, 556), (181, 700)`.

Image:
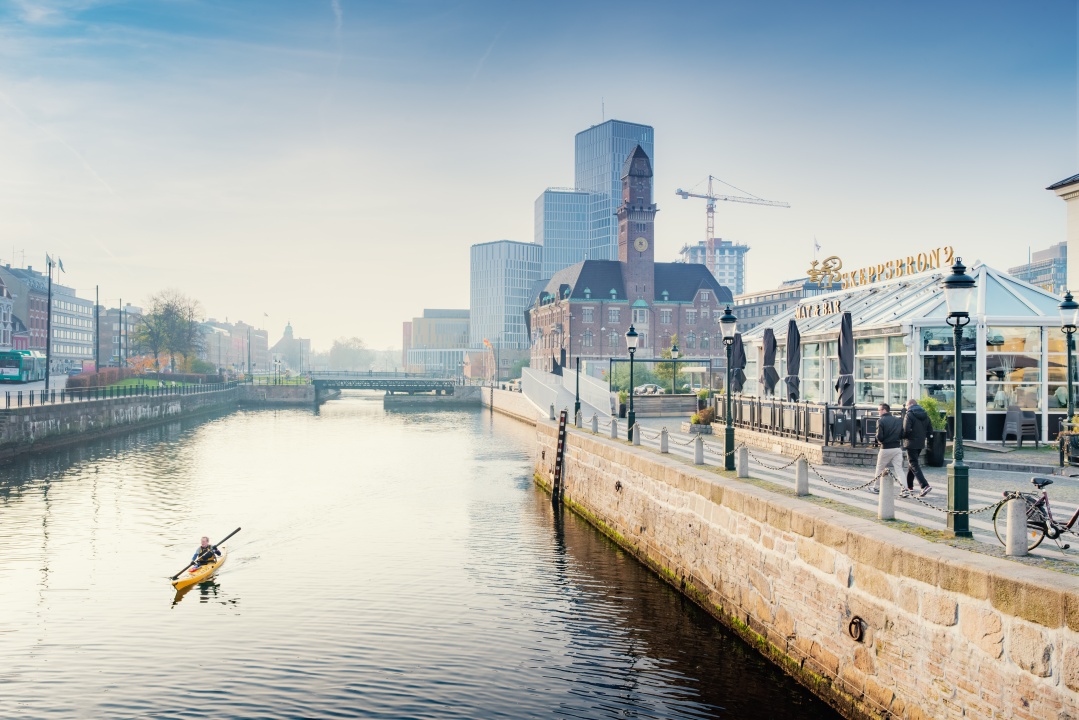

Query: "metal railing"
(714, 395), (907, 447)
(4, 381), (238, 409)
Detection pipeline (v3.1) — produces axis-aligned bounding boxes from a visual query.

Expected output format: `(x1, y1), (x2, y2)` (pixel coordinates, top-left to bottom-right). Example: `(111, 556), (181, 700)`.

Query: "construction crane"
(675, 175), (790, 244)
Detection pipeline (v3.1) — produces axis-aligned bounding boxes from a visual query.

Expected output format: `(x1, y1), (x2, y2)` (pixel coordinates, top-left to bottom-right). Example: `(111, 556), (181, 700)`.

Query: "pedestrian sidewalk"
(598, 415), (1079, 569)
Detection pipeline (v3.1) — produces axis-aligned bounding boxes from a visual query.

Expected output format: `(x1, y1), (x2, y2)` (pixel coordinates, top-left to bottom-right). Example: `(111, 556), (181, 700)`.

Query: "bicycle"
(992, 477), (1079, 552)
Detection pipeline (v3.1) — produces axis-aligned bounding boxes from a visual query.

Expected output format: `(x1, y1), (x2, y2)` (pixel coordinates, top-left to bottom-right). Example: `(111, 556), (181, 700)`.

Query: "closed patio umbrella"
(730, 333), (747, 393)
(834, 311), (855, 406)
(761, 328), (780, 395)
(785, 319), (801, 401)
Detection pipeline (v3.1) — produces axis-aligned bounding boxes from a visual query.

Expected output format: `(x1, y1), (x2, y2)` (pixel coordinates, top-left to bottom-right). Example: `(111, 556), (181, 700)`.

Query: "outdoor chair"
(1002, 404), (1039, 448)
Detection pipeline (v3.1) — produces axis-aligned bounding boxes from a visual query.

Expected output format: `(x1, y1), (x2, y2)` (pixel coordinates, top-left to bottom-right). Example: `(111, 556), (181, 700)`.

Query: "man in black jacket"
(900, 398), (933, 498)
(872, 403), (904, 494)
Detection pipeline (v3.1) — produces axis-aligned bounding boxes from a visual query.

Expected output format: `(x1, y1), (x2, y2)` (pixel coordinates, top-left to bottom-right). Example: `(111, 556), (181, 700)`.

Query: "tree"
(654, 334), (678, 390)
(510, 357), (530, 380)
(329, 337), (371, 371)
(132, 290), (203, 372)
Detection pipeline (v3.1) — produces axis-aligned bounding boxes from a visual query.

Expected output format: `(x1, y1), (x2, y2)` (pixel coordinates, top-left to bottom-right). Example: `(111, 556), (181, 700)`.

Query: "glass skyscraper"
(469, 240), (543, 350)
(574, 120), (655, 261)
(535, 189), (591, 279)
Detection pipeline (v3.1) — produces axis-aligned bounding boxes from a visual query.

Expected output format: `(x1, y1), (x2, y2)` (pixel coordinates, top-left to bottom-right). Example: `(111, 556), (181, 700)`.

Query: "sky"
(0, 0), (1076, 350)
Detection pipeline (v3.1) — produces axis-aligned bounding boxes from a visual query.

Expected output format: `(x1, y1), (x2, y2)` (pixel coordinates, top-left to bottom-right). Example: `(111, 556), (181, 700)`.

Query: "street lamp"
(670, 341), (680, 395)
(942, 258), (976, 538)
(1060, 291), (1079, 423)
(625, 325), (638, 441)
(574, 356), (581, 419)
(720, 306), (738, 471)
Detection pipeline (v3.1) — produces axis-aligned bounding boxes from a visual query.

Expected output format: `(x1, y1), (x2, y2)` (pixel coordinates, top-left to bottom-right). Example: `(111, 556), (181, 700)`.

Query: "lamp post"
(670, 341), (680, 395)
(574, 356), (581, 419)
(720, 306), (738, 471)
(942, 258), (976, 538)
(626, 325), (638, 441)
(1060, 291), (1078, 424)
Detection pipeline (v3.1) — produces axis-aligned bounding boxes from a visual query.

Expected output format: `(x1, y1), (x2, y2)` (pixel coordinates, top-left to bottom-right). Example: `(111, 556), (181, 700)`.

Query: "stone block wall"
(0, 387), (237, 462)
(238, 384), (315, 406)
(536, 421), (1079, 720)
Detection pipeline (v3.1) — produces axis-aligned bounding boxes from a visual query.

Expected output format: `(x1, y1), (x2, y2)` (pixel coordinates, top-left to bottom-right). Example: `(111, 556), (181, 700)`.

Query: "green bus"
(0, 350), (47, 383)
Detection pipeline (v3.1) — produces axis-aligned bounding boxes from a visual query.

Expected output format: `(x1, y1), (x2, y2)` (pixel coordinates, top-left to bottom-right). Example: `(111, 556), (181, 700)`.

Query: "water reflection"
(0, 394), (836, 719)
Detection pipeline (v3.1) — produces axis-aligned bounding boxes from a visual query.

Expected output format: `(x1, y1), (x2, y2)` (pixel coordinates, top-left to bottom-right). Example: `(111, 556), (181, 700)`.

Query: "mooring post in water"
(552, 410), (568, 501)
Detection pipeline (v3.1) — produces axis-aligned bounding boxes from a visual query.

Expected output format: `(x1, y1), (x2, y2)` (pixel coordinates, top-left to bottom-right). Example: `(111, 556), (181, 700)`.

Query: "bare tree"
(132, 290), (204, 372)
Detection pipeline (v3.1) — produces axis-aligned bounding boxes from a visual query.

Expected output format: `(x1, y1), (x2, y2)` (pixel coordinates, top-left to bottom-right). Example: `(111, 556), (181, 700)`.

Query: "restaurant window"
(888, 336), (908, 406)
(987, 327), (1042, 412)
(802, 343), (821, 402)
(856, 337), (886, 405)
(920, 326), (977, 411)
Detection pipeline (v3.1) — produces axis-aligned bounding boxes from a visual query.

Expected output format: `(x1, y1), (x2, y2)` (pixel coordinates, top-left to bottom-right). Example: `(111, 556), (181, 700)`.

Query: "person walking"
(900, 398), (933, 498)
(871, 402), (904, 494)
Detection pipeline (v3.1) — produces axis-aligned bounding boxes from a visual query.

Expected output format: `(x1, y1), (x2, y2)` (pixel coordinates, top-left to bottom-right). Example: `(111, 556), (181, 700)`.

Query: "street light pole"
(942, 258), (976, 538)
(1060, 291), (1078, 423)
(574, 356), (581, 419)
(626, 325), (638, 441)
(670, 341), (680, 395)
(720, 307), (738, 471)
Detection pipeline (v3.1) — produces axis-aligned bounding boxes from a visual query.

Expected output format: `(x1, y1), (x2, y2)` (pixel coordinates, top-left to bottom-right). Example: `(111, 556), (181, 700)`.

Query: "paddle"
(170, 527), (241, 580)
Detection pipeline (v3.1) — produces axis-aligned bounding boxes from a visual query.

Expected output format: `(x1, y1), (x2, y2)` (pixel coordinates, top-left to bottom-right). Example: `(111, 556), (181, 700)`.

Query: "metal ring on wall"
(848, 616), (865, 642)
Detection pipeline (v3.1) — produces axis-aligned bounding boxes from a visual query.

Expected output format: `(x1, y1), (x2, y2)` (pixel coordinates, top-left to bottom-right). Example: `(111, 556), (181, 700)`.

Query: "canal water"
(0, 393), (838, 719)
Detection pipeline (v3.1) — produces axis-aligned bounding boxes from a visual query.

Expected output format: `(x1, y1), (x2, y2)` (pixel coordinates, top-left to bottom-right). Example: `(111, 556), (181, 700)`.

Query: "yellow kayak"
(172, 546), (227, 590)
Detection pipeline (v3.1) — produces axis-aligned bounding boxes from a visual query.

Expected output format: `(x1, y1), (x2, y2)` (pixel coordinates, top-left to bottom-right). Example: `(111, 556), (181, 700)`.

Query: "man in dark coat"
(872, 403), (904, 494)
(900, 398), (932, 498)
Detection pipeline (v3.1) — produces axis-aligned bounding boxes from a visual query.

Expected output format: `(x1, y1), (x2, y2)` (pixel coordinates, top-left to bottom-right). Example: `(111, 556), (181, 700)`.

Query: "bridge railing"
(3, 381), (238, 409)
(308, 371), (450, 380)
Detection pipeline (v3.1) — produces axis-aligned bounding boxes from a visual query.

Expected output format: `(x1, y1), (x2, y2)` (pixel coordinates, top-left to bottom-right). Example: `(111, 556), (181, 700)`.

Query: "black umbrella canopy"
(761, 328), (780, 395)
(834, 311), (855, 406)
(730, 333), (747, 393)
(785, 319), (801, 402)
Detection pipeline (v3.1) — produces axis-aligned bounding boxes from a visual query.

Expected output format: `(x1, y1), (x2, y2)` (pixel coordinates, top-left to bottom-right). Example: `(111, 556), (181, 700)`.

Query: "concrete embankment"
(480, 387), (542, 425)
(237, 384), (317, 406)
(383, 386), (481, 408)
(534, 420), (1079, 720)
(0, 387), (238, 462)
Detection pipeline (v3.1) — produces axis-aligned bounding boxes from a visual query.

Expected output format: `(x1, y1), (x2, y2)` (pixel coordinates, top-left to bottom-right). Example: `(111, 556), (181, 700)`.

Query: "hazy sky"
(0, 1), (1076, 350)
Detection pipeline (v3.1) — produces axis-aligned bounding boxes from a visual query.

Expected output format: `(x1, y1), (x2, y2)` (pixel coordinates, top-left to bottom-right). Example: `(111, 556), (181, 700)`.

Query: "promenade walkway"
(578, 414), (1079, 569)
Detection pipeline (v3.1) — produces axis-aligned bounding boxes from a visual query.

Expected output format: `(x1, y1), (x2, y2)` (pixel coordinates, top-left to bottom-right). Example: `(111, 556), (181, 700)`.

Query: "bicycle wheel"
(992, 496), (1046, 551)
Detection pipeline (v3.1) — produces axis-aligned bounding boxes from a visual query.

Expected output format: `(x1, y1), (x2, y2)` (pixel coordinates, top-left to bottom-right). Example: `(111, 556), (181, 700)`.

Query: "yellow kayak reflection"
(171, 546), (227, 590)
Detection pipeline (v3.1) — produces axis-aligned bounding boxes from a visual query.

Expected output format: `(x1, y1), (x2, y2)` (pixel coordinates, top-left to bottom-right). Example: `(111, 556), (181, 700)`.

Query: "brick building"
(528, 146), (732, 372)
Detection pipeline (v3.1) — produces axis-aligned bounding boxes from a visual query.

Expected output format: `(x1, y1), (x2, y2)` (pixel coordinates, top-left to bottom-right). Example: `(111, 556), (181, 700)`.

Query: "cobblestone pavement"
(589, 415), (1079, 567)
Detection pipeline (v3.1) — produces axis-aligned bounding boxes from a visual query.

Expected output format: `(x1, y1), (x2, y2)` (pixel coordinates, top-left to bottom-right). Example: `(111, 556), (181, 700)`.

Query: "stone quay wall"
(237, 384), (316, 406)
(0, 387), (238, 462)
(481, 387), (541, 425)
(384, 386), (481, 408)
(536, 420), (1079, 720)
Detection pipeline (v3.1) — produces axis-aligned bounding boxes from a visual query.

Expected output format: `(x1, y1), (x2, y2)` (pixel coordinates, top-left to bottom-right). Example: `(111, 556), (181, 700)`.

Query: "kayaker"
(191, 536), (221, 569)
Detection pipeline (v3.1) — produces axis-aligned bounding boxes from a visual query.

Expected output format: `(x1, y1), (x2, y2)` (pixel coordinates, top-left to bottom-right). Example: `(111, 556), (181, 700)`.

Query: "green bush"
(697, 406), (715, 424)
(690, 412), (700, 424)
(697, 388), (711, 400)
(917, 396), (947, 431)
(618, 390), (628, 405)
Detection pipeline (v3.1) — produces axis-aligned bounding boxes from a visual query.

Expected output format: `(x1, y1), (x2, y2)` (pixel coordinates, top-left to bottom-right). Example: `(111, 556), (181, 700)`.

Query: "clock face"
(633, 236), (649, 252)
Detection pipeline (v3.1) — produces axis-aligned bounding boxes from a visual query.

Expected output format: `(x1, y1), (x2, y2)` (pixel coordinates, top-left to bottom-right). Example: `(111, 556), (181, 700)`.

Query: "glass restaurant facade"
(740, 263), (1075, 442)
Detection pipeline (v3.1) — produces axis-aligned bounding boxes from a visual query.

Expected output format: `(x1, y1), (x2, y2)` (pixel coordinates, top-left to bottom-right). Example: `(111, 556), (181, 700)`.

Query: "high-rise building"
(404, 309), (470, 375)
(679, 238), (750, 295)
(470, 240), (542, 351)
(1008, 242), (1067, 294)
(575, 120), (655, 261)
(535, 189), (589, 278)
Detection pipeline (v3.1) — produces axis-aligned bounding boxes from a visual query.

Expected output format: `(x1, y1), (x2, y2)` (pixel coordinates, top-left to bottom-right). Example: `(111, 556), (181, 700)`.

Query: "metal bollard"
(575, 411), (582, 429)
(878, 471), (894, 521)
(632, 424), (641, 446)
(660, 428), (669, 453)
(610, 417), (618, 439)
(1006, 496), (1028, 557)
(737, 446), (749, 478)
(591, 414), (598, 433)
(795, 458), (809, 496)
(549, 403), (555, 420)
(694, 435), (704, 464)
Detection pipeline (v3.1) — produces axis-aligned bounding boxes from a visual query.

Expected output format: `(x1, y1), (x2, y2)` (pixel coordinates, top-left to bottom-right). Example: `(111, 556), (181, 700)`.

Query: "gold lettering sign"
(807, 246), (955, 290)
(795, 300), (842, 319)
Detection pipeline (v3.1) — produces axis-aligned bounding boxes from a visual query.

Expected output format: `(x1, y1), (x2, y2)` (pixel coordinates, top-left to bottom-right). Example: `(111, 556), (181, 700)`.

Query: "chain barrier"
(805, 462), (889, 491)
(703, 442), (741, 459)
(894, 473), (1009, 516)
(745, 448), (803, 471)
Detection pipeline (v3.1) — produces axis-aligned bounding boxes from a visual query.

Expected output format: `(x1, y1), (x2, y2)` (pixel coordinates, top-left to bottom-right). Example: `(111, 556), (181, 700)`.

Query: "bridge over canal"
(309, 371), (458, 396)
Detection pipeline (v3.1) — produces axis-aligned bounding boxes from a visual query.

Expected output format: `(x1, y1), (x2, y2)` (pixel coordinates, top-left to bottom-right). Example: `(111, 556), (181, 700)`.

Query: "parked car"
(633, 384), (665, 395)
(67, 367), (83, 376)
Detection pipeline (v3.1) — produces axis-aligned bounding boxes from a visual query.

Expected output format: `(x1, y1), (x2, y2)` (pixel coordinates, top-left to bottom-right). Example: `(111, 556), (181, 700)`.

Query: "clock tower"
(617, 145), (657, 304)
